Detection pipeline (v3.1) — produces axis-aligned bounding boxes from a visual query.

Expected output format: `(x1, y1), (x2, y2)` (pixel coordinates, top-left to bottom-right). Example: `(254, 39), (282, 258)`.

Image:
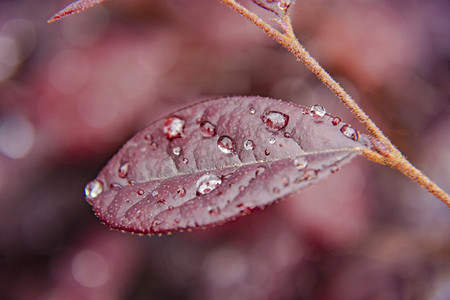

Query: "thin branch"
(220, 0), (450, 207)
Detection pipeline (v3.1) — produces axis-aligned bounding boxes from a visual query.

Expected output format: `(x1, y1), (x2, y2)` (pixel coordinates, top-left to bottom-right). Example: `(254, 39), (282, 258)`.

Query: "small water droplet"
(163, 116), (185, 140)
(152, 190), (159, 197)
(310, 105), (326, 120)
(269, 137), (276, 144)
(125, 199), (130, 204)
(261, 111), (289, 131)
(150, 142), (158, 150)
(249, 107), (256, 114)
(110, 183), (121, 190)
(182, 158), (189, 164)
(255, 166), (266, 176)
(332, 117), (342, 126)
(128, 179), (136, 186)
(273, 187), (280, 194)
(174, 218), (180, 224)
(294, 157), (308, 170)
(200, 121), (216, 137)
(196, 174), (222, 195)
(282, 177), (289, 187)
(301, 107), (309, 115)
(294, 169), (318, 183)
(173, 146), (181, 156)
(217, 136), (235, 154)
(144, 134), (152, 141)
(177, 187), (186, 197)
(195, 118), (201, 124)
(264, 149), (270, 156)
(340, 124), (359, 141)
(85, 180), (103, 199)
(330, 165), (340, 174)
(168, 205), (174, 210)
(284, 132), (291, 138)
(236, 203), (252, 215)
(151, 220), (161, 230)
(208, 206), (220, 216)
(157, 199), (166, 204)
(243, 140), (255, 150)
(137, 189), (144, 195)
(239, 185), (245, 192)
(118, 162), (129, 178)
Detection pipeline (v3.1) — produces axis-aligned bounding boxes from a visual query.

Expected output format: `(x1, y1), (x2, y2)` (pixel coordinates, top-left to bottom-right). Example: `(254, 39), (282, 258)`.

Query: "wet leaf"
(85, 96), (370, 234)
(48, 0), (106, 23)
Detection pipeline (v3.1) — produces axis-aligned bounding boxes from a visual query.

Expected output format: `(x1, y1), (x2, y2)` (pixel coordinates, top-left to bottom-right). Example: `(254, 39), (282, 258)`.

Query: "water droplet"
(168, 205), (174, 210)
(151, 220), (161, 230)
(157, 199), (166, 204)
(261, 111), (289, 131)
(243, 140), (255, 150)
(282, 177), (289, 187)
(332, 117), (342, 126)
(144, 134), (152, 141)
(195, 118), (201, 124)
(294, 169), (318, 183)
(300, 107), (309, 115)
(330, 165), (340, 174)
(284, 132), (291, 138)
(150, 142), (158, 150)
(125, 199), (130, 204)
(217, 135), (235, 154)
(196, 174), (222, 195)
(174, 218), (180, 224)
(264, 149), (270, 156)
(249, 107), (256, 114)
(177, 187), (186, 197)
(152, 190), (159, 197)
(255, 166), (266, 176)
(269, 137), (276, 144)
(163, 116), (185, 140)
(137, 189), (144, 195)
(128, 179), (137, 186)
(173, 146), (181, 156)
(294, 157), (308, 170)
(110, 183), (121, 190)
(118, 162), (129, 178)
(208, 206), (220, 216)
(85, 180), (103, 199)
(310, 105), (326, 120)
(182, 158), (189, 164)
(236, 203), (252, 215)
(200, 121), (216, 137)
(239, 185), (245, 192)
(340, 125), (359, 141)
(273, 187), (280, 194)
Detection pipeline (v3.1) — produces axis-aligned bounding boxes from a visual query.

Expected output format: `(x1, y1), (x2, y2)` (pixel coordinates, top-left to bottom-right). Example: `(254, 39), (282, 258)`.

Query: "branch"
(220, 0), (450, 207)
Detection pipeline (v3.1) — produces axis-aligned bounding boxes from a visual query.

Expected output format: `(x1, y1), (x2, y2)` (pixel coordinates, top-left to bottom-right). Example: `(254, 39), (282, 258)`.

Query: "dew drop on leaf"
(200, 121), (216, 138)
(144, 134), (152, 141)
(294, 157), (308, 170)
(182, 158), (189, 164)
(118, 162), (129, 178)
(294, 169), (318, 183)
(284, 132), (291, 138)
(208, 206), (220, 216)
(85, 180), (103, 199)
(177, 187), (186, 197)
(157, 199), (166, 204)
(330, 165), (340, 174)
(264, 149), (270, 156)
(137, 189), (144, 195)
(282, 177), (290, 187)
(268, 137), (276, 144)
(249, 107), (256, 114)
(217, 136), (235, 154)
(152, 190), (159, 197)
(163, 116), (185, 140)
(150, 142), (158, 150)
(243, 140), (255, 150)
(260, 111), (289, 131)
(196, 174), (222, 195)
(310, 104), (326, 120)
(273, 187), (280, 194)
(173, 147), (181, 156)
(332, 117), (342, 126)
(340, 124), (359, 141)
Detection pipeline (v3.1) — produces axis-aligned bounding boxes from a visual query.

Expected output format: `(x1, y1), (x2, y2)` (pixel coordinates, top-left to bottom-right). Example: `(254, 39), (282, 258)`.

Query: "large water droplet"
(310, 105), (326, 121)
(200, 121), (216, 138)
(177, 187), (186, 197)
(340, 125), (359, 141)
(196, 174), (222, 195)
(163, 116), (185, 140)
(118, 162), (129, 178)
(217, 135), (235, 154)
(243, 140), (255, 150)
(85, 180), (103, 199)
(294, 156), (308, 170)
(260, 111), (289, 131)
(173, 146), (181, 156)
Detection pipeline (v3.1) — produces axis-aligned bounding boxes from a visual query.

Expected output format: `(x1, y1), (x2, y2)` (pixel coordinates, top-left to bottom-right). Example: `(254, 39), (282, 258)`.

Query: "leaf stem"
(220, 0), (450, 207)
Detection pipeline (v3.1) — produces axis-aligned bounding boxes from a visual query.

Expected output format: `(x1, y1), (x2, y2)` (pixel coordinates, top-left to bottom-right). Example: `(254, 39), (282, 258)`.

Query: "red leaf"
(47, 0), (106, 23)
(85, 96), (370, 234)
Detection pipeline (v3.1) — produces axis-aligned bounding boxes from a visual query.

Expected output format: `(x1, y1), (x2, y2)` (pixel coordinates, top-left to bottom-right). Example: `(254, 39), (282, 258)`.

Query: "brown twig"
(220, 0), (450, 207)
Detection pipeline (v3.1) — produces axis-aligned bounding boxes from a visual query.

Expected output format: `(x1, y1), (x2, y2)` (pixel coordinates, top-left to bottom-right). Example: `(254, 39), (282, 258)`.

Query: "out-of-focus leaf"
(48, 0), (106, 23)
(85, 96), (370, 234)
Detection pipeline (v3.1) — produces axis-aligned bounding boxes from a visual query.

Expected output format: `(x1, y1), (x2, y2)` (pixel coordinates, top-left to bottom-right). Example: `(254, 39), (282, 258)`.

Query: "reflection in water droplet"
(261, 111), (289, 131)
(200, 121), (216, 138)
(269, 137), (276, 144)
(152, 190), (159, 197)
(182, 158), (189, 164)
(243, 140), (255, 150)
(284, 132), (291, 138)
(118, 162), (129, 178)
(85, 180), (103, 199)
(264, 149), (270, 156)
(150, 142), (158, 150)
(173, 146), (181, 156)
(137, 189), (144, 195)
(177, 187), (186, 197)
(217, 136), (235, 154)
(196, 174), (222, 195)
(340, 125), (359, 141)
(332, 117), (342, 126)
(294, 157), (308, 170)
(208, 206), (220, 216)
(249, 107), (256, 114)
(164, 116), (185, 140)
(310, 105), (326, 120)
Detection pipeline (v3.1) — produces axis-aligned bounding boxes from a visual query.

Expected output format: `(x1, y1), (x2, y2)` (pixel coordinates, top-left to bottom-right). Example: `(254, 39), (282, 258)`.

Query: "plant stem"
(220, 0), (450, 207)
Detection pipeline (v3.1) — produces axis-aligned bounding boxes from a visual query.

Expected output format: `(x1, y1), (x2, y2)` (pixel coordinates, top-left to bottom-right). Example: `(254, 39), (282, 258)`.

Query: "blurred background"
(0, 0), (449, 299)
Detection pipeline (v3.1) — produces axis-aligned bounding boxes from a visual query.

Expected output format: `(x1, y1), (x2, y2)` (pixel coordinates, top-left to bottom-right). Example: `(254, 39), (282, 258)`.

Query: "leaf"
(84, 96), (370, 235)
(252, 0), (295, 17)
(47, 0), (106, 23)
